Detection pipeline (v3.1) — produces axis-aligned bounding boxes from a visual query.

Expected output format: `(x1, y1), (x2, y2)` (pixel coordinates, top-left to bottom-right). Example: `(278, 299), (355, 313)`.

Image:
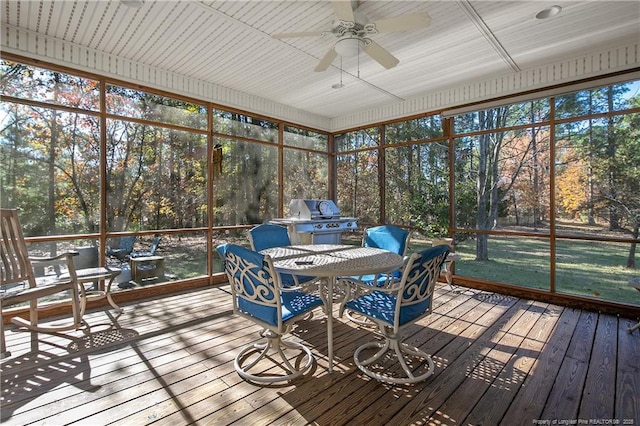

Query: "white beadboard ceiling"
(1, 1), (639, 131)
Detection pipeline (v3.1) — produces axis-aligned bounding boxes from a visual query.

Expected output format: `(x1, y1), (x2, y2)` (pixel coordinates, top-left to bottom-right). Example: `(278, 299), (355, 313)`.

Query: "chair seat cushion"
(281, 291), (323, 322)
(239, 290), (323, 326)
(345, 290), (431, 327)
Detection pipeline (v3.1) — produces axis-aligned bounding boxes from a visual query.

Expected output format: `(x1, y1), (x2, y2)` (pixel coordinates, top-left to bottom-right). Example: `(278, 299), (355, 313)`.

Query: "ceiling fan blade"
(363, 41), (399, 69)
(314, 48), (338, 72)
(331, 1), (355, 22)
(271, 31), (326, 39)
(368, 13), (431, 34)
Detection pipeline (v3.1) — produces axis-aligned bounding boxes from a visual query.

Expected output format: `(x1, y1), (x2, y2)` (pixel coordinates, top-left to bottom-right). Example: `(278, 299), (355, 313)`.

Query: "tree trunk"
(628, 223), (638, 269)
(476, 112), (490, 261)
(48, 75), (60, 259)
(607, 87), (620, 230)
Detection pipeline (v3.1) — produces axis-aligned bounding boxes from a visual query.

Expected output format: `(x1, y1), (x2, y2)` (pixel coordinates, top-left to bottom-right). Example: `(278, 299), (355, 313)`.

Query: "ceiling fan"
(271, 1), (431, 72)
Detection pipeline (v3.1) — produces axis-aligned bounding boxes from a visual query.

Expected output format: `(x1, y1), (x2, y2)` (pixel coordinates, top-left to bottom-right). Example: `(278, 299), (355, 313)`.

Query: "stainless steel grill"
(270, 199), (357, 245)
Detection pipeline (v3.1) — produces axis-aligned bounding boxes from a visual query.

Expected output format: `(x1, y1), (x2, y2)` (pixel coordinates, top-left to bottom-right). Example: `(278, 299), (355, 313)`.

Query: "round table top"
(260, 244), (404, 277)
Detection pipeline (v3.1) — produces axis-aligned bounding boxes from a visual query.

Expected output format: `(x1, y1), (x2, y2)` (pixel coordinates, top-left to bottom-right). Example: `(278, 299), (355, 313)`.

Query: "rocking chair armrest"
(30, 251), (80, 280)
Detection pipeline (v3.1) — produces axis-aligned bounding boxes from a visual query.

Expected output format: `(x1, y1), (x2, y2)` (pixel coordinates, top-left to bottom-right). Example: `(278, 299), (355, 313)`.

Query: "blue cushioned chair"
(345, 225), (410, 326)
(359, 225), (410, 286)
(248, 223), (316, 289)
(222, 244), (323, 383)
(248, 223), (291, 252)
(338, 245), (450, 385)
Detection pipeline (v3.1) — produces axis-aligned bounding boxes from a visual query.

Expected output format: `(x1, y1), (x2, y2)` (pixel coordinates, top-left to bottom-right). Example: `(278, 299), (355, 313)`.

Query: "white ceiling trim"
(331, 42), (640, 132)
(2, 24), (638, 133)
(442, 70), (640, 118)
(1, 23), (331, 131)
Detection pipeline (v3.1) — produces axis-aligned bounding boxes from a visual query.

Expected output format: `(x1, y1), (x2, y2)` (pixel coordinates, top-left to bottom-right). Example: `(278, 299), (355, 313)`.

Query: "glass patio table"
(259, 244), (404, 373)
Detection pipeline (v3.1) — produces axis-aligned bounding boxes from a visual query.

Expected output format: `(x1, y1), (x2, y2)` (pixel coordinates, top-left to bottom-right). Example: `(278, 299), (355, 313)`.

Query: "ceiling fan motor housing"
(332, 10), (369, 37)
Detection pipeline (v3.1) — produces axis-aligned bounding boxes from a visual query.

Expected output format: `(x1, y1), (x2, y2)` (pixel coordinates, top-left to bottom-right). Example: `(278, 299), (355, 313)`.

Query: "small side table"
(628, 277), (640, 333)
(62, 267), (122, 318)
(130, 256), (165, 281)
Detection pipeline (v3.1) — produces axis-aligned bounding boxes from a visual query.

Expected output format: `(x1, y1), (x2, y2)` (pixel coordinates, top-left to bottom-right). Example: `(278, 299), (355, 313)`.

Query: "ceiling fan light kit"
(334, 37), (365, 57)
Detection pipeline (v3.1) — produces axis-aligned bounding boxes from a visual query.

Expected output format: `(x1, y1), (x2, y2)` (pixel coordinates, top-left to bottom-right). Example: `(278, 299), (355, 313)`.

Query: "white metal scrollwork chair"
(248, 223), (317, 289)
(0, 209), (81, 358)
(221, 243), (323, 384)
(344, 225), (410, 325)
(339, 245), (450, 385)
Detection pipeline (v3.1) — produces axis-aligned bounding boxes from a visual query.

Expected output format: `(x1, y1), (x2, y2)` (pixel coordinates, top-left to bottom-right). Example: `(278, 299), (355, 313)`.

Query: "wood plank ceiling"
(2, 1), (639, 120)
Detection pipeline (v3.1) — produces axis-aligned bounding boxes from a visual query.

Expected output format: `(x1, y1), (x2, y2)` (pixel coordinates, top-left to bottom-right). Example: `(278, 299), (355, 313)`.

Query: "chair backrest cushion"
(364, 225), (409, 257)
(216, 243), (230, 261)
(223, 244), (280, 326)
(363, 225), (410, 281)
(223, 244), (322, 327)
(248, 224), (291, 252)
(397, 245), (450, 325)
(344, 245), (450, 328)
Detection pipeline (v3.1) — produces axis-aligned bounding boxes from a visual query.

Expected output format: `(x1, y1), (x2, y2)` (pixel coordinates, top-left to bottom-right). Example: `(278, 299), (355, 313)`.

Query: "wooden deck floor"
(1, 284), (638, 426)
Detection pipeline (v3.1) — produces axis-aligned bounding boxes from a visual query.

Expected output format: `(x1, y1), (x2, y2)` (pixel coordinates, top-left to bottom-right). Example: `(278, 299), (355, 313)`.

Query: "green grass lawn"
(409, 235), (639, 305)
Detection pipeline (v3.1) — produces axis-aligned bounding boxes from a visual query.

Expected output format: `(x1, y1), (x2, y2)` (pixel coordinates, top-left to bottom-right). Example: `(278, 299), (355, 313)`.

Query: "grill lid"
(289, 199), (340, 220)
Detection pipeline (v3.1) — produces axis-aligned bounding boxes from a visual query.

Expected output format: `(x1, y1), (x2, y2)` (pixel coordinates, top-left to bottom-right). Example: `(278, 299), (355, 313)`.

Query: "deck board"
(579, 313), (618, 420)
(1, 284), (638, 426)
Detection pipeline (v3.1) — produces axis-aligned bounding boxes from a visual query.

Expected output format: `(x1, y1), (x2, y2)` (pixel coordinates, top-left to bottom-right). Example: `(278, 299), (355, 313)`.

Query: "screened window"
(212, 137), (279, 225)
(283, 126), (328, 150)
(1, 61), (100, 111)
(213, 109), (278, 143)
(385, 142), (449, 232)
(106, 119), (208, 232)
(335, 128), (380, 151)
(106, 85), (207, 130)
(450, 79), (639, 305)
(386, 115), (443, 144)
(1, 104), (101, 236)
